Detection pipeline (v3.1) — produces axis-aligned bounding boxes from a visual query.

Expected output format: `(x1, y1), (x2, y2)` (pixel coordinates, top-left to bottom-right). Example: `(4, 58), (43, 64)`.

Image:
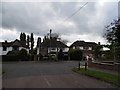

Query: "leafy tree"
(104, 18), (120, 61)
(94, 45), (103, 58)
(43, 33), (68, 45)
(30, 33), (34, 52)
(104, 19), (120, 43)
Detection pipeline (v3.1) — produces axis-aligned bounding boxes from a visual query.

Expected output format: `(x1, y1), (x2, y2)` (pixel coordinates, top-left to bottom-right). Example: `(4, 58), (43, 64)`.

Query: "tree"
(30, 33), (34, 52)
(43, 33), (68, 45)
(20, 32), (26, 45)
(104, 18), (120, 61)
(104, 19), (120, 43)
(37, 37), (41, 47)
(27, 35), (30, 48)
(57, 49), (64, 60)
(94, 45), (103, 58)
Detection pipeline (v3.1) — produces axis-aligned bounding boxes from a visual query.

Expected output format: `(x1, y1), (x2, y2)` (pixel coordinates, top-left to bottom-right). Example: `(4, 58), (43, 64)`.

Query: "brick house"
(37, 39), (69, 56)
(69, 40), (97, 59)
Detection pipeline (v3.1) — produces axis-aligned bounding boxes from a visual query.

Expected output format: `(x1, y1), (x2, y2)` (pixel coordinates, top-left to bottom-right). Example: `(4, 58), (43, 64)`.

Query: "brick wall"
(88, 60), (120, 71)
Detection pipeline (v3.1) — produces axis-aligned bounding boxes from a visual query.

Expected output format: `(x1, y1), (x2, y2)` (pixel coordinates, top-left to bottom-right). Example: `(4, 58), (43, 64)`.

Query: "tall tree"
(27, 35), (30, 48)
(20, 32), (26, 45)
(37, 37), (41, 47)
(20, 32), (23, 41)
(30, 33), (34, 51)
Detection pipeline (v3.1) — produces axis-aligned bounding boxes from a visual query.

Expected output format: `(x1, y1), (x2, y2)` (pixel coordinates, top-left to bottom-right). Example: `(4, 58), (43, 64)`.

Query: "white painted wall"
(37, 47), (39, 55)
(79, 47), (83, 50)
(1, 47), (13, 55)
(0, 46), (29, 55)
(89, 47), (92, 50)
(0, 47), (2, 55)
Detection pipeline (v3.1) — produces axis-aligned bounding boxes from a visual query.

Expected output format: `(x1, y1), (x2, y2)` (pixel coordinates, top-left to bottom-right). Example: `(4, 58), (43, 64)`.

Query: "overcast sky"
(0, 0), (118, 46)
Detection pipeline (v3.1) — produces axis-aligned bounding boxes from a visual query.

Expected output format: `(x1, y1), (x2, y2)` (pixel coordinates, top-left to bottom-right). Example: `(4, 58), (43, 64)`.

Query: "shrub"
(2, 54), (19, 61)
(51, 56), (57, 61)
(18, 49), (29, 61)
(69, 48), (82, 60)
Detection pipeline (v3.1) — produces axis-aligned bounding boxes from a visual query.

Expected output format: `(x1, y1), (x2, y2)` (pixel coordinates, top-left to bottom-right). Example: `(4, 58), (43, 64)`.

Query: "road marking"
(43, 77), (51, 87)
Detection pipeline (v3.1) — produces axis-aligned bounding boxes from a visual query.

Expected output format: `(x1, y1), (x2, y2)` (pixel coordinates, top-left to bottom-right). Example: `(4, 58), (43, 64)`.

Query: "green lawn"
(73, 68), (120, 87)
(0, 69), (5, 74)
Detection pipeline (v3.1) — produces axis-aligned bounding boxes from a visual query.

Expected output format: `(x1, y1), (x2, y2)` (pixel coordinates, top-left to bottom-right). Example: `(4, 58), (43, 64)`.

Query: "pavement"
(2, 61), (117, 88)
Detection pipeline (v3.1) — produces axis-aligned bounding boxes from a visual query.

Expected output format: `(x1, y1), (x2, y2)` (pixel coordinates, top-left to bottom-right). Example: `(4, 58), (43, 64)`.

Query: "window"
(13, 47), (19, 50)
(3, 47), (7, 51)
(83, 47), (89, 50)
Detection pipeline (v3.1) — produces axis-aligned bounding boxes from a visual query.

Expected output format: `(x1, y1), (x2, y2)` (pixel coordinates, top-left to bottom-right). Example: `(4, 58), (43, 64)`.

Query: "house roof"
(70, 40), (97, 48)
(1, 39), (27, 48)
(40, 39), (68, 48)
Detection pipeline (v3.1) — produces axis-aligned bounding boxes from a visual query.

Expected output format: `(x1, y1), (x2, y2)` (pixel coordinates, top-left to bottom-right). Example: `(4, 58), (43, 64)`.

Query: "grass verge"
(0, 70), (5, 74)
(73, 67), (120, 87)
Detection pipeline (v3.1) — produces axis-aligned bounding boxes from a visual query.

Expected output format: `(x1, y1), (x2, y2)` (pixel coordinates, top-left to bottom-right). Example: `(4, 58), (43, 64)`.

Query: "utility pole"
(38, 37), (41, 61)
(50, 29), (52, 60)
(113, 36), (116, 64)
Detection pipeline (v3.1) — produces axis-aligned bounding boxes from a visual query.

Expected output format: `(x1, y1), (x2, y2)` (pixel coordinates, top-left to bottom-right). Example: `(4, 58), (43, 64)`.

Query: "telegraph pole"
(50, 29), (52, 60)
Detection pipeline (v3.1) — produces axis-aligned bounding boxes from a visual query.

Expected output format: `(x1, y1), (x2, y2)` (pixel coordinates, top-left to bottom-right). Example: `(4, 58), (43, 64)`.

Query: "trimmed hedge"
(69, 48), (82, 60)
(2, 49), (31, 61)
(2, 54), (19, 61)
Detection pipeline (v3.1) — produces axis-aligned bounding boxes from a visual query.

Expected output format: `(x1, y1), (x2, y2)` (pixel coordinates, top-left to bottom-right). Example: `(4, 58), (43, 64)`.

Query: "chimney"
(5, 40), (7, 43)
(98, 42), (100, 45)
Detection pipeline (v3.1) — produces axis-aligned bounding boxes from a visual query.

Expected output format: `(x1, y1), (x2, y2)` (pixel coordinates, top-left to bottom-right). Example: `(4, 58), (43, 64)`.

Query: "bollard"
(85, 62), (87, 71)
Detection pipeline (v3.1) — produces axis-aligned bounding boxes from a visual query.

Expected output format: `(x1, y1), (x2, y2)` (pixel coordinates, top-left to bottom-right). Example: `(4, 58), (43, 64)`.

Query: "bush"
(69, 48), (82, 60)
(18, 49), (29, 61)
(51, 56), (57, 61)
(2, 49), (30, 61)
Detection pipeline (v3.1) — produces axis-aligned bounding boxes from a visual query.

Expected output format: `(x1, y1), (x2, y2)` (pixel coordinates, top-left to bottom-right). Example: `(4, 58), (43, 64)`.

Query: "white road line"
(43, 77), (51, 87)
(40, 72), (51, 87)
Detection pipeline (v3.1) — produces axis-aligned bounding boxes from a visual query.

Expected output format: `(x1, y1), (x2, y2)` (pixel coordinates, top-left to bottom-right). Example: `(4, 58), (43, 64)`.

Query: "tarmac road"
(2, 61), (115, 88)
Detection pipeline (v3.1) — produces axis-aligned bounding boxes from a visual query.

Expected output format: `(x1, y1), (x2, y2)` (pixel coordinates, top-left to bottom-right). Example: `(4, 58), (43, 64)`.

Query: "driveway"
(2, 61), (115, 88)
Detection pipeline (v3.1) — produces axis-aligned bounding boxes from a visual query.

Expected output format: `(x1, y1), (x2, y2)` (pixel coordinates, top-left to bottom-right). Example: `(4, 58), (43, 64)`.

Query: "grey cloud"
(1, 2), (118, 44)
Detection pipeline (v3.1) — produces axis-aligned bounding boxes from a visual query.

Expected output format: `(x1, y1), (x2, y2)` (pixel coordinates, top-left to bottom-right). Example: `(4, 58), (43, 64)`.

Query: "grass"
(0, 69), (5, 74)
(73, 67), (120, 87)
